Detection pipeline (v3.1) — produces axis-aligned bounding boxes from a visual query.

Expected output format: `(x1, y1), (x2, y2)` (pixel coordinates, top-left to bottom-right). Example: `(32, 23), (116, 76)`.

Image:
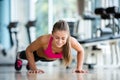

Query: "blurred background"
(0, 0), (120, 69)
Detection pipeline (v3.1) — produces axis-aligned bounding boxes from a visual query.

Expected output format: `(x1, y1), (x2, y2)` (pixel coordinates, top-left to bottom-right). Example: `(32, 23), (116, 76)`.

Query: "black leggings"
(19, 50), (54, 62)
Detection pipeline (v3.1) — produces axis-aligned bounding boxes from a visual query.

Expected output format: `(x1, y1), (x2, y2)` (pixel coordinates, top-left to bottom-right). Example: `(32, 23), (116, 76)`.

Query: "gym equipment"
(0, 44), (7, 56)
(106, 6), (119, 14)
(95, 8), (106, 15)
(78, 35), (120, 68)
(95, 7), (120, 35)
(114, 13), (120, 18)
(26, 20), (36, 43)
(8, 22), (18, 47)
(96, 28), (113, 37)
(101, 14), (110, 19)
(106, 7), (120, 35)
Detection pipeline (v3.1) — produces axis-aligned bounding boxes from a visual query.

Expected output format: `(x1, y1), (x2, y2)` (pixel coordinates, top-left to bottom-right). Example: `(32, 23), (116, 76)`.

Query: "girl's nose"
(58, 39), (62, 44)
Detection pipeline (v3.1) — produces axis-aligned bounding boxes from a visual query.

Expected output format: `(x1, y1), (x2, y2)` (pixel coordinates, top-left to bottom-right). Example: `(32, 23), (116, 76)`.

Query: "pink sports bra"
(44, 36), (63, 59)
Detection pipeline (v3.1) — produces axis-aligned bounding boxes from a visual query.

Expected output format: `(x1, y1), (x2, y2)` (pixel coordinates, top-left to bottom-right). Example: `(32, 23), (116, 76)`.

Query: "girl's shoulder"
(37, 34), (52, 44)
(70, 36), (78, 47)
(70, 36), (77, 42)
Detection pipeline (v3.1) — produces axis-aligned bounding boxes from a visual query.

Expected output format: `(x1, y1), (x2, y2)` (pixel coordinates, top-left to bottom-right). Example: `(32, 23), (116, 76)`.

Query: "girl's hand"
(28, 69), (44, 74)
(73, 69), (88, 73)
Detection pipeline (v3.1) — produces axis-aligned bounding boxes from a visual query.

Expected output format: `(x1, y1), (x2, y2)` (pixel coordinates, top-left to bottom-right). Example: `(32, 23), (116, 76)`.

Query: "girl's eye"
(55, 37), (59, 39)
(55, 37), (66, 40)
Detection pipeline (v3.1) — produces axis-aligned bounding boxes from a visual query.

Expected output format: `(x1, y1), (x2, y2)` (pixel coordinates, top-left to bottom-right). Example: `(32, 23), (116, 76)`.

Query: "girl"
(15, 20), (87, 73)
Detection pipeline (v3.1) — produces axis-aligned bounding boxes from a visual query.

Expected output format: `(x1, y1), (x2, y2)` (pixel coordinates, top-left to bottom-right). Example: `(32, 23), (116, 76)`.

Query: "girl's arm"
(70, 37), (87, 73)
(26, 35), (46, 70)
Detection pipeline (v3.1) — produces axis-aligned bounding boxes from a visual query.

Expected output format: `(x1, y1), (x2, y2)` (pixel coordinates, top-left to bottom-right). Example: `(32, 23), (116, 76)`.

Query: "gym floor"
(0, 64), (120, 80)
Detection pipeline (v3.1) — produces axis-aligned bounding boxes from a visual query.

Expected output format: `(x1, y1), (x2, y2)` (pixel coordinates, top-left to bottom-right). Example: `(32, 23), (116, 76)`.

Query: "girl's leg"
(26, 51), (55, 70)
(15, 50), (26, 71)
(19, 50), (28, 60)
(15, 50), (39, 71)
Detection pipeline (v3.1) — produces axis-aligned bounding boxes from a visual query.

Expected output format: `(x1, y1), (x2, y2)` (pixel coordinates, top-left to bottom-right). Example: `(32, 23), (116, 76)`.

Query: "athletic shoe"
(15, 59), (22, 71)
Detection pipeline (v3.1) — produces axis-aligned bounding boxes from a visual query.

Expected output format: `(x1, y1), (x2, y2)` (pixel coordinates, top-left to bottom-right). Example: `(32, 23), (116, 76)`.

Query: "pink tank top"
(44, 36), (63, 59)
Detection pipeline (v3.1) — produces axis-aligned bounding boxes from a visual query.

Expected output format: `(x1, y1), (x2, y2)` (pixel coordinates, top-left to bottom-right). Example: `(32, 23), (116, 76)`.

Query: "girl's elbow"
(78, 50), (84, 55)
(26, 47), (32, 54)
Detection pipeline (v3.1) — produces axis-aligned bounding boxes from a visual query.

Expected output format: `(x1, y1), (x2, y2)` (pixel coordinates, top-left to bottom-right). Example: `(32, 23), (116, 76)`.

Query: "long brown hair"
(52, 20), (72, 66)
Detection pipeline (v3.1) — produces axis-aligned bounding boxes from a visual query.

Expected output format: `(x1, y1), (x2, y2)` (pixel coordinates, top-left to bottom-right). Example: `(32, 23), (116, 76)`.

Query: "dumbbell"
(105, 6), (119, 14)
(114, 13), (120, 18)
(95, 8), (106, 15)
(101, 14), (110, 19)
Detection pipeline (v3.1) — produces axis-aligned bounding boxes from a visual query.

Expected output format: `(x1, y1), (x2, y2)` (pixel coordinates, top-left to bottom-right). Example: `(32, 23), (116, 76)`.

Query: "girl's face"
(52, 30), (68, 48)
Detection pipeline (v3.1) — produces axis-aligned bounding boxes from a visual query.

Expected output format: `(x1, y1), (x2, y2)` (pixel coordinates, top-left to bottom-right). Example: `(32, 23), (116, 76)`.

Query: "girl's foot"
(15, 59), (22, 71)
